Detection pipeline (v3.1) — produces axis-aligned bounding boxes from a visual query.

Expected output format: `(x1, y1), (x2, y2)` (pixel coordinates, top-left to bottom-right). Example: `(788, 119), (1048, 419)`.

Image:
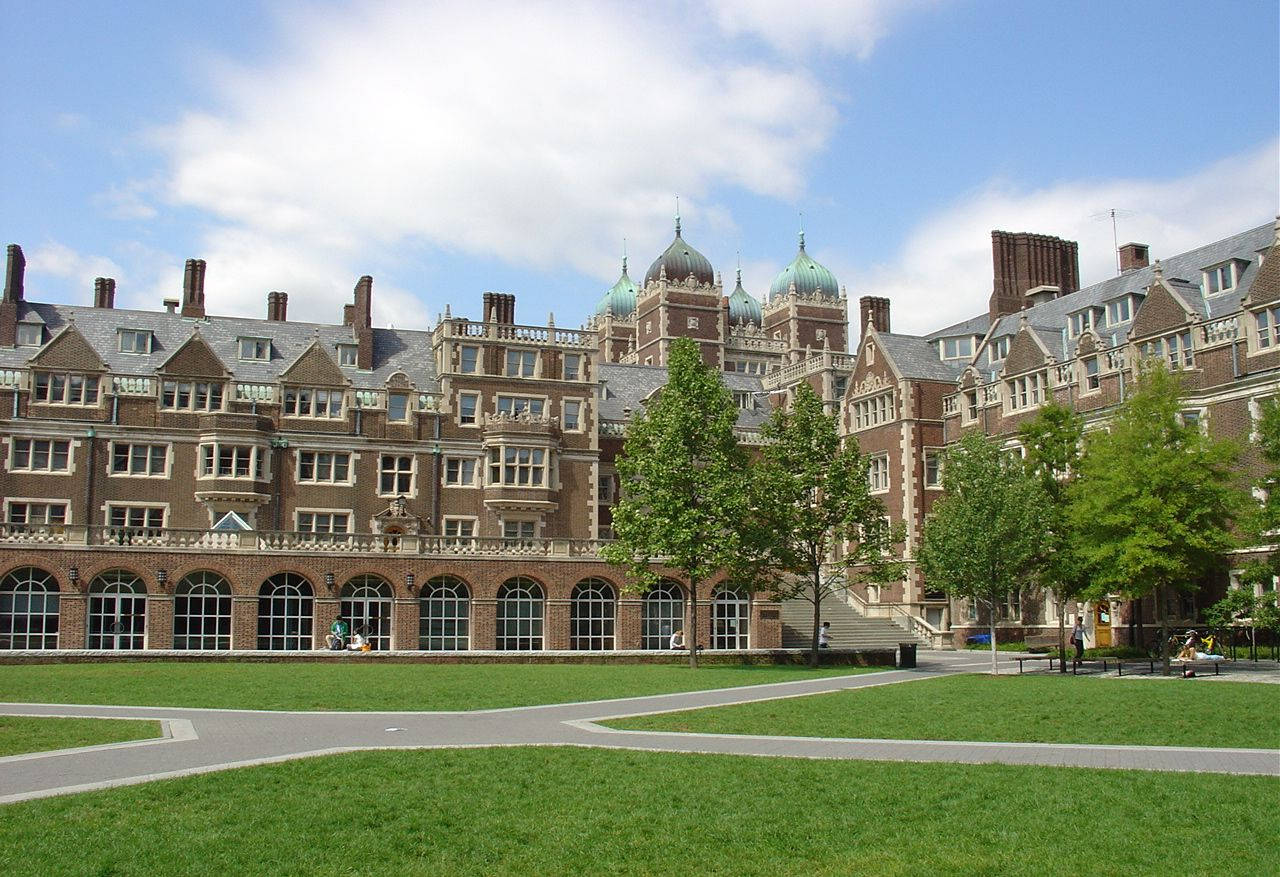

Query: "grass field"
(0, 716), (161, 757)
(0, 662), (877, 712)
(605, 674), (1280, 749)
(1, 747), (1275, 875)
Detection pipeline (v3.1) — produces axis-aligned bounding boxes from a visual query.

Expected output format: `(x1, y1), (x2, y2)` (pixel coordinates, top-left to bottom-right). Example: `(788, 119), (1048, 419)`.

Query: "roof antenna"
(736, 250), (742, 285)
(1092, 208), (1134, 276)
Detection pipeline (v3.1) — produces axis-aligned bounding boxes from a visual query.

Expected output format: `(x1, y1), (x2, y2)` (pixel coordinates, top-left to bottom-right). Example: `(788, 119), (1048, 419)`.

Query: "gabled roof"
(27, 324), (108, 372)
(280, 339), (349, 386)
(597, 362), (770, 429)
(158, 330), (230, 378)
(875, 332), (966, 382)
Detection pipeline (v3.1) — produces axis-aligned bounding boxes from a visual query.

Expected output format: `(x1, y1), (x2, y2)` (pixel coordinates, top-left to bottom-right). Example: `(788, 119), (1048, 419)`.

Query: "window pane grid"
(87, 570), (146, 650)
(257, 573), (314, 650)
(712, 587), (750, 649)
(339, 575), (393, 650)
(496, 577), (543, 650)
(571, 578), (615, 650)
(173, 572), (231, 650)
(0, 567), (59, 649)
(642, 580), (685, 649)
(420, 576), (470, 650)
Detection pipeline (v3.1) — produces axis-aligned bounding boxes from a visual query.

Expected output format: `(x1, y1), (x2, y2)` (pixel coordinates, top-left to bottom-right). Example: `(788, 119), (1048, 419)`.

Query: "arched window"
(258, 573), (313, 650)
(0, 567), (59, 649)
(642, 579), (685, 649)
(570, 578), (616, 650)
(419, 575), (469, 650)
(174, 571), (231, 650)
(88, 570), (146, 650)
(496, 577), (543, 650)
(712, 585), (750, 649)
(339, 575), (393, 650)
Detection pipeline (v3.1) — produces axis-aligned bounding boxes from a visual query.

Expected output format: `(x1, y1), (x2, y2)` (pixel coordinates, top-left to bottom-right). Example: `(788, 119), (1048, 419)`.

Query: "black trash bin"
(898, 643), (917, 668)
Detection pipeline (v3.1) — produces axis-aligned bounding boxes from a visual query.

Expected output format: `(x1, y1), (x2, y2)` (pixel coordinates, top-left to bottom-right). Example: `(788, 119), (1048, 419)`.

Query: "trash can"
(898, 643), (917, 668)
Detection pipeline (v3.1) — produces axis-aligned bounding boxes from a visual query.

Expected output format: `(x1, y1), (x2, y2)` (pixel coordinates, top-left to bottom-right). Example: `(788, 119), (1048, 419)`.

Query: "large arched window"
(340, 575), (392, 650)
(712, 585), (750, 649)
(496, 577), (543, 650)
(642, 579), (685, 649)
(173, 571), (231, 650)
(0, 567), (59, 649)
(257, 573), (313, 650)
(570, 578), (615, 650)
(419, 575), (469, 650)
(88, 570), (146, 650)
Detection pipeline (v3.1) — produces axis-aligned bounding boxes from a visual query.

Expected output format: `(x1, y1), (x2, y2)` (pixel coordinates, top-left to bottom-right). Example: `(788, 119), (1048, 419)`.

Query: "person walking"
(1070, 617), (1086, 667)
(818, 621), (831, 649)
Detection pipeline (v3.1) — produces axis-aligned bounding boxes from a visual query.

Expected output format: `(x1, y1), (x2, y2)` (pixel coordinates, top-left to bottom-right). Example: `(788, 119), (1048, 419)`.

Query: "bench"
(1023, 633), (1059, 653)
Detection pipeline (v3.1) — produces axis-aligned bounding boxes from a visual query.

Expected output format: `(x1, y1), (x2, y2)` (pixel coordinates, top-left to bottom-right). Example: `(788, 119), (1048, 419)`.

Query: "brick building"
(0, 221), (851, 653)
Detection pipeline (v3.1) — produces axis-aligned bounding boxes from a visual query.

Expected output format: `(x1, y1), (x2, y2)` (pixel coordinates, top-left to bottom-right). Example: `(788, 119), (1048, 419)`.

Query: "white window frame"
(442, 517), (478, 547)
(923, 448), (943, 489)
(161, 380), (224, 412)
(295, 509), (352, 534)
(238, 337), (271, 361)
(495, 395), (546, 417)
(387, 391), (411, 422)
(106, 503), (167, 530)
(459, 345), (480, 374)
(687, 316), (699, 330)
(1007, 371), (1047, 412)
(487, 445), (548, 487)
(117, 329), (152, 354)
(336, 344), (358, 367)
(505, 348), (537, 378)
(1204, 262), (1237, 294)
(15, 322), (42, 347)
(501, 517), (539, 541)
(282, 386), (345, 419)
(853, 392), (894, 431)
(457, 392), (480, 426)
(1105, 297), (1132, 326)
(868, 454), (890, 494)
(562, 398), (583, 431)
(109, 442), (170, 477)
(379, 453), (416, 497)
(8, 438), (73, 473)
(443, 457), (478, 486)
(1255, 305), (1279, 351)
(5, 498), (69, 526)
(198, 442), (265, 480)
(563, 353), (581, 381)
(1082, 356), (1101, 393)
(296, 450), (353, 485)
(33, 372), (101, 406)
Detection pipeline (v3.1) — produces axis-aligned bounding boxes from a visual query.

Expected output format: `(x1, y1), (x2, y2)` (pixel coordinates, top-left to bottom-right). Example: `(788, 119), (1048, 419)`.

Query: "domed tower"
(633, 213), (725, 369)
(595, 256), (639, 362)
(762, 231), (848, 359)
(726, 268), (762, 327)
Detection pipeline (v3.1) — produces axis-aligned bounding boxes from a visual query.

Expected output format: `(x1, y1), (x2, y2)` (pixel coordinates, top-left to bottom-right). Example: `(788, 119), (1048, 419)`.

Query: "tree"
(1237, 398), (1280, 605)
(743, 382), (903, 666)
(918, 431), (1051, 674)
(601, 338), (749, 668)
(1019, 403), (1089, 672)
(1066, 364), (1242, 675)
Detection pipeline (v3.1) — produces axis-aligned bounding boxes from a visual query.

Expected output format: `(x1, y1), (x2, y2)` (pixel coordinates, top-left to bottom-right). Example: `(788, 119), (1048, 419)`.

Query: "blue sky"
(2, 0), (1277, 335)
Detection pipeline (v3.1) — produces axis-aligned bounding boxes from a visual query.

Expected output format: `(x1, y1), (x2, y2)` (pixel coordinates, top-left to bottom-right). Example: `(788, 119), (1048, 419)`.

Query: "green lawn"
(605, 674), (1280, 749)
(1, 747), (1275, 875)
(0, 663), (877, 712)
(0, 716), (161, 757)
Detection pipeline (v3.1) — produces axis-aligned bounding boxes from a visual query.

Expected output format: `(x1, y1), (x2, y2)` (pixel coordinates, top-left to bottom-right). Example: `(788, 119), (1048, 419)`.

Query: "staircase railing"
(837, 588), (949, 649)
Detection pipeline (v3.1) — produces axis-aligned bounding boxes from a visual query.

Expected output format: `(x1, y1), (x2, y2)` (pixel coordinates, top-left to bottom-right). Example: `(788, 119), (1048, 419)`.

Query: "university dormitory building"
(0, 217), (1275, 652)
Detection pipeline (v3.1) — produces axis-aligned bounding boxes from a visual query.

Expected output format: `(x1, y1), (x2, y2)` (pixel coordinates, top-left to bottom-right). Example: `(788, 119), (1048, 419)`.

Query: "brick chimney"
(181, 258), (207, 318)
(93, 277), (116, 309)
(1119, 242), (1150, 272)
(267, 290), (288, 322)
(858, 295), (890, 337)
(352, 276), (374, 369)
(988, 231), (1079, 321)
(483, 292), (516, 324)
(1, 244), (24, 346)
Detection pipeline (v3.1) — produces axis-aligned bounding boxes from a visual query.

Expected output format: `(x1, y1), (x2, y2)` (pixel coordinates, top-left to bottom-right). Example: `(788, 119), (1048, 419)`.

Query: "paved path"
(2, 652), (1276, 805)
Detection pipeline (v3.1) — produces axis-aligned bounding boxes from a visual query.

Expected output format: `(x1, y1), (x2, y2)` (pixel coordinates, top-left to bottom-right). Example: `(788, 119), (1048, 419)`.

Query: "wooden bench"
(1023, 633), (1059, 653)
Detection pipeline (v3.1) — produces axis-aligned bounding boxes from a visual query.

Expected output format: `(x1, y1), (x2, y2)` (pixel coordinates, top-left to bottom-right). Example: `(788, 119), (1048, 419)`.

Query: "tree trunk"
(1157, 583), (1170, 676)
(1058, 599), (1067, 673)
(689, 574), (699, 670)
(989, 598), (998, 676)
(810, 571), (822, 668)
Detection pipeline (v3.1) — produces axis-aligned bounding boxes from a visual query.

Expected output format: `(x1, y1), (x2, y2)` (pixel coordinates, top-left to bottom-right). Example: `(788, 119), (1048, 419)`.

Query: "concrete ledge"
(0, 648), (897, 666)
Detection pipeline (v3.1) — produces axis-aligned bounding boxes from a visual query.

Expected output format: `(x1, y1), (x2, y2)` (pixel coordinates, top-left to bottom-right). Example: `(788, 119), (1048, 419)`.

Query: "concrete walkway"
(2, 652), (1276, 805)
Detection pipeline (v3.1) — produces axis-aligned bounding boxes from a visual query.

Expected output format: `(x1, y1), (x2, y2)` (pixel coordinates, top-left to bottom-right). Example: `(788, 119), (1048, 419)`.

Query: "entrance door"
(88, 591), (146, 649)
(1094, 602), (1112, 647)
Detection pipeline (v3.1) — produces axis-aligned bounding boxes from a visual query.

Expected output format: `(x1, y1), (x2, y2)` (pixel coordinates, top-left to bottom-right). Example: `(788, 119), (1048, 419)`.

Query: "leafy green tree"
(1203, 588), (1257, 659)
(919, 431), (1051, 674)
(1237, 398), (1280, 599)
(743, 382), (903, 666)
(1019, 403), (1088, 672)
(602, 338), (750, 668)
(1066, 364), (1242, 675)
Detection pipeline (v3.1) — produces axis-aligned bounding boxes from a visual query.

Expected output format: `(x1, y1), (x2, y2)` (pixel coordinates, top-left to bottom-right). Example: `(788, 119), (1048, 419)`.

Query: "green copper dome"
(727, 269), (762, 326)
(595, 258), (639, 317)
(644, 217), (715, 287)
(768, 232), (840, 302)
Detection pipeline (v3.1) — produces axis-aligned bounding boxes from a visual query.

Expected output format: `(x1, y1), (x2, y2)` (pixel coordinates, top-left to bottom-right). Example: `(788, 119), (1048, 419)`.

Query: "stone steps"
(781, 594), (928, 650)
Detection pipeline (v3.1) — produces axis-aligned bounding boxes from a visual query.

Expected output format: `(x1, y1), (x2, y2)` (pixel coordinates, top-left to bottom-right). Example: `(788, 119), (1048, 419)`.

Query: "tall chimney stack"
(352, 276), (374, 369)
(988, 231), (1079, 322)
(858, 296), (890, 338)
(182, 258), (207, 318)
(93, 277), (116, 309)
(0, 244), (23, 346)
(267, 290), (288, 322)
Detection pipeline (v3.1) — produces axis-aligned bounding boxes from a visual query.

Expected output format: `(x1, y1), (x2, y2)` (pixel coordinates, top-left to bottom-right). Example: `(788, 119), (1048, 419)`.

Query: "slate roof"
(926, 313), (990, 341)
(876, 333), (967, 382)
(598, 362), (770, 429)
(0, 302), (439, 390)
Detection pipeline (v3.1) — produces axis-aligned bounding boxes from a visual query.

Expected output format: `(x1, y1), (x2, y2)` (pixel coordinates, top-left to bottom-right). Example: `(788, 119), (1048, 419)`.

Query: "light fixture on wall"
(156, 569), (168, 593)
(68, 566), (78, 586)
(405, 572), (416, 595)
(325, 571), (336, 594)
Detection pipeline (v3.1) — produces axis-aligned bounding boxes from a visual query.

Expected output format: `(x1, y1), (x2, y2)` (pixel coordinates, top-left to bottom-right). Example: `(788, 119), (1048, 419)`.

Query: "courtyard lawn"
(604, 674), (1280, 749)
(1, 747), (1276, 876)
(0, 716), (161, 757)
(0, 662), (878, 712)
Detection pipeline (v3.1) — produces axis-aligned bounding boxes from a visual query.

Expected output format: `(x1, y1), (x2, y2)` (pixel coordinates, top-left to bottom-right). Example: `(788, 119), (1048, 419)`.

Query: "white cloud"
(706, 0), (938, 59)
(150, 1), (838, 321)
(25, 242), (123, 296)
(845, 140), (1280, 336)
(93, 180), (159, 221)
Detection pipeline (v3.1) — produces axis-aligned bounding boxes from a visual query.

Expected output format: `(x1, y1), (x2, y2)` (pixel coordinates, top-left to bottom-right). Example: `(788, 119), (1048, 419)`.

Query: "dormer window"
(15, 323), (42, 347)
(733, 391), (753, 410)
(988, 337), (1010, 363)
(118, 329), (152, 354)
(34, 372), (100, 406)
(283, 387), (344, 419)
(337, 344), (358, 367)
(1068, 308), (1102, 338)
(1204, 261), (1240, 294)
(1105, 297), (1133, 326)
(939, 337), (972, 361)
(238, 337), (271, 361)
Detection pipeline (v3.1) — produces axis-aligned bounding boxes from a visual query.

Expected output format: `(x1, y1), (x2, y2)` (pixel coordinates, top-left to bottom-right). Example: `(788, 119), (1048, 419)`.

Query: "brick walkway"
(2, 651), (1276, 805)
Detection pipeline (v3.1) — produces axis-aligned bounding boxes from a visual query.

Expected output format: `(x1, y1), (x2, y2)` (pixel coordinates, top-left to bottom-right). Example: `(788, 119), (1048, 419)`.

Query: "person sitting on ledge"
(669, 628), (685, 649)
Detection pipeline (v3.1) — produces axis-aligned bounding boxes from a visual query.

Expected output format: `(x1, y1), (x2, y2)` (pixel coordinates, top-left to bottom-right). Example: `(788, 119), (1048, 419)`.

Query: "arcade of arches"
(0, 564), (779, 651)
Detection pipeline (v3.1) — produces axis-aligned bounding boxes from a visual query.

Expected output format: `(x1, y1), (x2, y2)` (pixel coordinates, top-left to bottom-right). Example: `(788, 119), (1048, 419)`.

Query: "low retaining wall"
(0, 648), (897, 667)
